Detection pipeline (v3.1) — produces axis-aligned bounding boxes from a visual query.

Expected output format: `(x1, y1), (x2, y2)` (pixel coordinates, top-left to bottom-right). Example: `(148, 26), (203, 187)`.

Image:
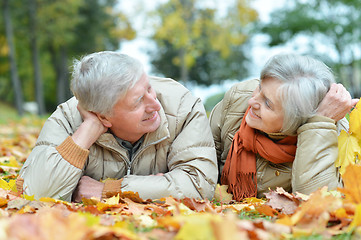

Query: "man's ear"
(95, 113), (112, 128)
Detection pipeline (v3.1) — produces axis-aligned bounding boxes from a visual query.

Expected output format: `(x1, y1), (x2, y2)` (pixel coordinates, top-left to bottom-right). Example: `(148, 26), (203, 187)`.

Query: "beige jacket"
(19, 77), (217, 202)
(210, 79), (347, 197)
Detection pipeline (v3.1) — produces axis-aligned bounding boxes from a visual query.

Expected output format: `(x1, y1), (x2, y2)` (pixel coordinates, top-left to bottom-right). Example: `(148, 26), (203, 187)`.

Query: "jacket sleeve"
(292, 115), (341, 194)
(209, 101), (225, 176)
(120, 94), (218, 200)
(19, 99), (87, 202)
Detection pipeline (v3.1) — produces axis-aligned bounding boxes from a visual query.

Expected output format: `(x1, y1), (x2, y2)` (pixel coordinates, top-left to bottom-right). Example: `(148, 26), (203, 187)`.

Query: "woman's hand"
(317, 83), (359, 121)
(71, 104), (108, 149)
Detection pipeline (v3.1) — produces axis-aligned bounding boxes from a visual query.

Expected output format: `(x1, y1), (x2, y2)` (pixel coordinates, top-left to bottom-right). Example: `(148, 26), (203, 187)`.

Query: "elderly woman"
(210, 53), (357, 201)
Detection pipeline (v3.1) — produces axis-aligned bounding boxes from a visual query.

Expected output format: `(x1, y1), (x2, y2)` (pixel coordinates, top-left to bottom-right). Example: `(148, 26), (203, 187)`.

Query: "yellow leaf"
(8, 180), (17, 192)
(213, 184), (233, 203)
(23, 194), (35, 201)
(39, 197), (57, 203)
(8, 156), (20, 168)
(336, 130), (361, 175)
(82, 197), (100, 206)
(104, 194), (120, 205)
(350, 100), (361, 140)
(78, 212), (100, 227)
(174, 214), (218, 240)
(0, 178), (11, 190)
(348, 204), (361, 231)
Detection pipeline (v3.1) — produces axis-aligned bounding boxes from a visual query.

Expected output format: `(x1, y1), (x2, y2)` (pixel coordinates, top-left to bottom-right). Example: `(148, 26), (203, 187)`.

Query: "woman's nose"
(248, 95), (260, 109)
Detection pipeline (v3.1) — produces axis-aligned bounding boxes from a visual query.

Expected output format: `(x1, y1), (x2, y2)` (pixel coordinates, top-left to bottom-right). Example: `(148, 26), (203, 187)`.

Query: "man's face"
(106, 73), (161, 143)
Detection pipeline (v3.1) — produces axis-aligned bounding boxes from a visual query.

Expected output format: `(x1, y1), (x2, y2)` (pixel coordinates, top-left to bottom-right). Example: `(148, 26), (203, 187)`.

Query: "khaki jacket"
(19, 77), (217, 202)
(210, 79), (347, 197)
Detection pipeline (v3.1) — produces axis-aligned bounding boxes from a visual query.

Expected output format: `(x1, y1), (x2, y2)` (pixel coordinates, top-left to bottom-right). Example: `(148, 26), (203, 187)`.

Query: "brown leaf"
(264, 189), (301, 215)
(7, 208), (90, 240)
(255, 204), (278, 217)
(179, 197), (216, 213)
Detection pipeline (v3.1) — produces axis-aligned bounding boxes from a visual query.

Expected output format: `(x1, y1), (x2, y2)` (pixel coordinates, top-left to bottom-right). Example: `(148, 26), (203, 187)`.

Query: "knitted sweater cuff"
(56, 136), (89, 169)
(102, 179), (123, 199)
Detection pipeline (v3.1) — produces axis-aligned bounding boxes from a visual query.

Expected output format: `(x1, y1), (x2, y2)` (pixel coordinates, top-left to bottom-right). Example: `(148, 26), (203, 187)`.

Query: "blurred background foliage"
(1, 0), (361, 117)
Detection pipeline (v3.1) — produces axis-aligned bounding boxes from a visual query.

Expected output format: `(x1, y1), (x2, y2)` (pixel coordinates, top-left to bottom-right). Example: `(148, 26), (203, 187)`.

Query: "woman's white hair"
(70, 51), (144, 116)
(260, 53), (335, 135)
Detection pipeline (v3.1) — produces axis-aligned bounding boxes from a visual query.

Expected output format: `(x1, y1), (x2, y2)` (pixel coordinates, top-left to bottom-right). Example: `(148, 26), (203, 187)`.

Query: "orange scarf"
(220, 107), (297, 201)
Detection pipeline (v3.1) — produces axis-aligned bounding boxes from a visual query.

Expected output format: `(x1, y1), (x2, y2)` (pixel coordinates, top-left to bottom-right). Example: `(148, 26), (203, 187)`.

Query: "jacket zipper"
(97, 135), (168, 176)
(130, 136), (169, 173)
(95, 143), (132, 175)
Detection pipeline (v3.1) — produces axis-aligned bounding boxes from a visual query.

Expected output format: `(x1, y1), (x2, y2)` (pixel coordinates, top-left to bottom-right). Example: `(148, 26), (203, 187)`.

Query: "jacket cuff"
(102, 179), (123, 199)
(56, 136), (89, 169)
(16, 177), (24, 193)
(308, 115), (335, 124)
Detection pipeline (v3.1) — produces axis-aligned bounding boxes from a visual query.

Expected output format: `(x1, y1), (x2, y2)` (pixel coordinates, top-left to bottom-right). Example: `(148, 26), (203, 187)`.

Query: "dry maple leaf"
(264, 188), (303, 215)
(350, 100), (361, 140)
(277, 187), (342, 235)
(213, 184), (233, 203)
(336, 100), (361, 175)
(339, 164), (361, 204)
(179, 197), (216, 213)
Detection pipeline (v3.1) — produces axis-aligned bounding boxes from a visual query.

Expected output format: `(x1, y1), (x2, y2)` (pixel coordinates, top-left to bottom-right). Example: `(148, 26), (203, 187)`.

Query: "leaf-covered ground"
(1, 117), (361, 240)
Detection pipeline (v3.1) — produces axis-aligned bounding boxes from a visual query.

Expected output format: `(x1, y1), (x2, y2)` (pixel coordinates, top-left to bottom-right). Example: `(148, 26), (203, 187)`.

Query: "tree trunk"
(3, 0), (24, 115)
(179, 47), (188, 86)
(28, 0), (45, 115)
(57, 46), (69, 104)
(49, 45), (70, 104)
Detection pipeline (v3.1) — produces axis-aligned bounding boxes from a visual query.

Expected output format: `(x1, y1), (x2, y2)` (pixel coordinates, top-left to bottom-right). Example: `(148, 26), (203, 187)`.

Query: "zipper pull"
(127, 166), (131, 175)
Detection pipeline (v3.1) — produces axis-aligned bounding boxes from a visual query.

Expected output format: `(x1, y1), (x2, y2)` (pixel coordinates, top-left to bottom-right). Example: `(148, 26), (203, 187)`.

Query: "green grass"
(0, 102), (21, 124)
(0, 101), (48, 125)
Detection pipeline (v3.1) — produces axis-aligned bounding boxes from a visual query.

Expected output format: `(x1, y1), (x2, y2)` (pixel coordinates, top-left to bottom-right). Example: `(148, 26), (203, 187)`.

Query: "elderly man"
(17, 51), (217, 202)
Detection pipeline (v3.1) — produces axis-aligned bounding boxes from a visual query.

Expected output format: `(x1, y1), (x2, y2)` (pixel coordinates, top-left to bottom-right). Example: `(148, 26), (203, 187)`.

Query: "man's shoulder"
(48, 96), (81, 128)
(150, 76), (189, 94)
(150, 76), (196, 103)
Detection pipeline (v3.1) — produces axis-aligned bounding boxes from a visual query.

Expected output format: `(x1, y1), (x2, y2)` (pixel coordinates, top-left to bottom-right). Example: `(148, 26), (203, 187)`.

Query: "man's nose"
(146, 95), (161, 112)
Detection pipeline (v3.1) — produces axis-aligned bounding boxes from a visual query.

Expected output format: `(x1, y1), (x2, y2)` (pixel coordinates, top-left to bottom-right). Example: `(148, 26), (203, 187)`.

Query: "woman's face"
(245, 78), (284, 133)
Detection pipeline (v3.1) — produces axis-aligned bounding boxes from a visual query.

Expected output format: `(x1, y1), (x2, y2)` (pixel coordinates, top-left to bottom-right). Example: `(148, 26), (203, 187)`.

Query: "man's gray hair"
(70, 51), (144, 116)
(260, 53), (335, 135)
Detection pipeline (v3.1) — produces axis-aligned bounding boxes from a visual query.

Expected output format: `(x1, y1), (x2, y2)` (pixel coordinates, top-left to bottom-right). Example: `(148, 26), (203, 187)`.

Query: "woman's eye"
(265, 100), (271, 108)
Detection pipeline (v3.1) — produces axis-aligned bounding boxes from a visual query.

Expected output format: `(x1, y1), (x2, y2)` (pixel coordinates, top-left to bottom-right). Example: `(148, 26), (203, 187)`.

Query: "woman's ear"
(95, 113), (112, 128)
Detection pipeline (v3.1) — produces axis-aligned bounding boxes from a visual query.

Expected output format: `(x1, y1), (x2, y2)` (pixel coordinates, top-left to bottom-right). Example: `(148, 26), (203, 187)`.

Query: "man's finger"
(351, 99), (359, 107)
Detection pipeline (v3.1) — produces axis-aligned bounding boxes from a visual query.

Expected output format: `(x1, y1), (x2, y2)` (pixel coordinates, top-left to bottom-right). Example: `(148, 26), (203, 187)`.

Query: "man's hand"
(72, 104), (108, 149)
(317, 83), (359, 121)
(72, 176), (105, 203)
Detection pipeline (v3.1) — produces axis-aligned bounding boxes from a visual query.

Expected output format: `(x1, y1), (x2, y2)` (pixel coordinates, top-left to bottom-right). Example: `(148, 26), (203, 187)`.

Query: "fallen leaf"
(339, 164), (361, 204)
(264, 189), (301, 215)
(336, 130), (361, 175)
(213, 184), (233, 203)
(350, 100), (361, 140)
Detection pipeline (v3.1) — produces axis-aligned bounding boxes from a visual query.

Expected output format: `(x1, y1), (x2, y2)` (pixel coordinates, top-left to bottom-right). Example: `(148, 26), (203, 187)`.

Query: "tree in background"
(260, 0), (361, 97)
(2, 0), (24, 115)
(0, 0), (136, 114)
(149, 0), (258, 86)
